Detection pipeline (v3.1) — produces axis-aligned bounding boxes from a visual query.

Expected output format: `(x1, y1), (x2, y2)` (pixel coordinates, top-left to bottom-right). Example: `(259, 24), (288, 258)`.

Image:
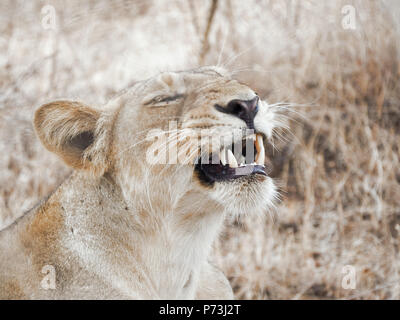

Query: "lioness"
(0, 66), (278, 299)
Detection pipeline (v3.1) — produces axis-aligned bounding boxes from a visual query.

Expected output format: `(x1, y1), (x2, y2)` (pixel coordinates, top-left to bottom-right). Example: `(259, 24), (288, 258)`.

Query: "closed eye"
(144, 93), (185, 106)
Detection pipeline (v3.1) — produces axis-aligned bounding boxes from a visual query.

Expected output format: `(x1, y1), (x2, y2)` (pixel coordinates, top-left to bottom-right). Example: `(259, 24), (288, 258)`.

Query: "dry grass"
(1, 0), (400, 299)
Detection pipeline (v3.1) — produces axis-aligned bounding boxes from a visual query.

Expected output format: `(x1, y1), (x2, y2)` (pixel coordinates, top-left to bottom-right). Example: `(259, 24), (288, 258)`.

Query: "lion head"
(34, 66), (279, 218)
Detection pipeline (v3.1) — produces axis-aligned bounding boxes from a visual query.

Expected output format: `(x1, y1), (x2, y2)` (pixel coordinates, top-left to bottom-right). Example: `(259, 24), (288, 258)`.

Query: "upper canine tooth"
(220, 149), (227, 166)
(227, 149), (238, 168)
(256, 150), (265, 165)
(255, 134), (262, 153)
(255, 134), (265, 165)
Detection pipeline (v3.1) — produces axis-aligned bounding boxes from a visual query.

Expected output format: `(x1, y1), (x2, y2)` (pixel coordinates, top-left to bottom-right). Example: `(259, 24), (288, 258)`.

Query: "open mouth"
(195, 134), (270, 183)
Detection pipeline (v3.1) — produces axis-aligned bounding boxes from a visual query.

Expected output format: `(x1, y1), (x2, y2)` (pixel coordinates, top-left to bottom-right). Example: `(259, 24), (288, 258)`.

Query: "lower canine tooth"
(227, 149), (238, 168)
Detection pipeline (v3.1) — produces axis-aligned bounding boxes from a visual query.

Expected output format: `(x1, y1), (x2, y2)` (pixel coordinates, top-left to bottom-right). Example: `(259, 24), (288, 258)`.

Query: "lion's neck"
(59, 172), (225, 298)
(125, 188), (226, 298)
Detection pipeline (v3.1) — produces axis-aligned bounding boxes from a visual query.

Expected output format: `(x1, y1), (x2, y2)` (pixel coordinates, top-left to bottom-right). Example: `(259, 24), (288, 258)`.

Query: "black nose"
(214, 96), (259, 129)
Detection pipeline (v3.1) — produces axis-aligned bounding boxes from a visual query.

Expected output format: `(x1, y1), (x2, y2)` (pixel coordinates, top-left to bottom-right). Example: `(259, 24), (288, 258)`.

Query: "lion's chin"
(207, 175), (277, 216)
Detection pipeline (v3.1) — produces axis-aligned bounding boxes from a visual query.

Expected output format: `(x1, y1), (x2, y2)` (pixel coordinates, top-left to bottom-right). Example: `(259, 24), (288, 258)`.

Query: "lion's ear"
(34, 100), (110, 175)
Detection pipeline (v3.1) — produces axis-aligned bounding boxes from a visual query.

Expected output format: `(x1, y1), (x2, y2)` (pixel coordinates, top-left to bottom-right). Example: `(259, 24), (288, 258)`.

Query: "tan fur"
(20, 195), (64, 274)
(0, 66), (278, 299)
(0, 281), (25, 300)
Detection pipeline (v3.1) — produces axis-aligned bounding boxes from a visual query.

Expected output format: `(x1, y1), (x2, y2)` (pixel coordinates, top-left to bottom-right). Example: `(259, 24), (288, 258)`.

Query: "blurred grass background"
(0, 0), (400, 299)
